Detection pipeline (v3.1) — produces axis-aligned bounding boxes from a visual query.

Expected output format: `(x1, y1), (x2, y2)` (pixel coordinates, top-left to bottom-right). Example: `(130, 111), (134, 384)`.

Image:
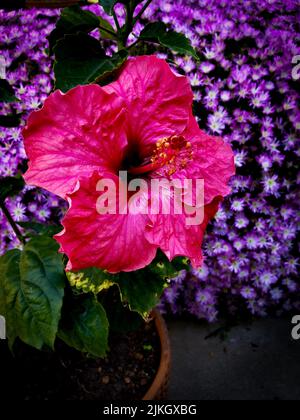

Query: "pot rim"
(142, 309), (171, 401)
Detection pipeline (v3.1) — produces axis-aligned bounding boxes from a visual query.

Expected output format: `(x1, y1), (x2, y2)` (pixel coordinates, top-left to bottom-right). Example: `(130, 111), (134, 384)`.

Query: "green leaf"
(65, 251), (186, 320)
(101, 286), (143, 333)
(0, 236), (65, 350)
(0, 80), (19, 103)
(58, 295), (109, 358)
(98, 0), (143, 14)
(114, 251), (188, 318)
(160, 31), (199, 60)
(151, 250), (189, 280)
(0, 175), (25, 202)
(48, 5), (100, 51)
(99, 16), (117, 40)
(67, 267), (115, 295)
(0, 250), (22, 348)
(66, 265), (166, 319)
(140, 21), (166, 40)
(140, 22), (199, 59)
(98, 0), (118, 14)
(54, 32), (128, 92)
(116, 269), (166, 319)
(17, 221), (62, 237)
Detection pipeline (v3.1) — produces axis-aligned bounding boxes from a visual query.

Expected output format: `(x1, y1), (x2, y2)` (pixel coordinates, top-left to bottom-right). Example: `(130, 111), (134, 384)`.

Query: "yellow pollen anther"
(151, 135), (194, 177)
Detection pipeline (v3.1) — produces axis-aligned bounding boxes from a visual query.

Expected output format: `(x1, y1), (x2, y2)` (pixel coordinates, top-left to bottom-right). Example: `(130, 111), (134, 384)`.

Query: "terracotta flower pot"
(143, 310), (171, 400)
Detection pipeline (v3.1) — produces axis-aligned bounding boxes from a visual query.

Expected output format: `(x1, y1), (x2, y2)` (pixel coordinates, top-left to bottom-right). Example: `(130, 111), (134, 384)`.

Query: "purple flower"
(241, 287), (256, 300)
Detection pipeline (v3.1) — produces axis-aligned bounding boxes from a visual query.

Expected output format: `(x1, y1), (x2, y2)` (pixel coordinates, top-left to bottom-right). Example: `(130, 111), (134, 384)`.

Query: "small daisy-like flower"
(282, 279), (297, 292)
(200, 62), (215, 74)
(10, 202), (26, 222)
(259, 271), (277, 289)
(207, 113), (226, 134)
(229, 260), (242, 273)
(195, 289), (213, 305)
(37, 208), (51, 222)
(258, 155), (272, 171)
(231, 198), (245, 212)
(235, 214), (249, 229)
(263, 175), (280, 195)
(191, 264), (209, 281)
(234, 150), (247, 168)
(241, 286), (256, 299)
(220, 91), (231, 102)
(284, 258), (299, 275)
(245, 234), (259, 250)
(233, 238), (244, 251)
(270, 288), (283, 301)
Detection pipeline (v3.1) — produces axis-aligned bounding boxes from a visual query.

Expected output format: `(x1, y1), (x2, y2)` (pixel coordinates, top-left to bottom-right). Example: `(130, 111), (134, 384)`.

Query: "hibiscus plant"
(0, 0), (234, 357)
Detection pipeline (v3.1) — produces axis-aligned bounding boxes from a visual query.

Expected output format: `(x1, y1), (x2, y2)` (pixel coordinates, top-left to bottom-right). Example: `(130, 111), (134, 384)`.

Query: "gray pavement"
(167, 317), (300, 400)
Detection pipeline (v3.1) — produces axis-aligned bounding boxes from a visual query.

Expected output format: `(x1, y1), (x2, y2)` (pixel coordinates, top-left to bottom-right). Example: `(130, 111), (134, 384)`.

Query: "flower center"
(128, 135), (193, 177)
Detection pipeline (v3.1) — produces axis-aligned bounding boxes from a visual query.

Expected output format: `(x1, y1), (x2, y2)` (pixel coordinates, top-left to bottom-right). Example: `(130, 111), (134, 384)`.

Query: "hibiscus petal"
(146, 197), (221, 267)
(23, 85), (127, 198)
(55, 172), (158, 273)
(146, 114), (234, 266)
(182, 113), (235, 205)
(105, 55), (193, 159)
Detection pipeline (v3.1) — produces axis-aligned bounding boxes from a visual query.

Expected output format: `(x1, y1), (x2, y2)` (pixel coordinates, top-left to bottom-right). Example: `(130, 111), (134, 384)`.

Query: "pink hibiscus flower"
(23, 55), (235, 273)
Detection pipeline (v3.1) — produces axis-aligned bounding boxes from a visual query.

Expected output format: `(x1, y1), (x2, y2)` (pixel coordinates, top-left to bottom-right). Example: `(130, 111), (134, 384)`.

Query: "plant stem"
(112, 9), (121, 32)
(133, 0), (153, 25)
(0, 200), (26, 245)
(127, 39), (140, 50)
(99, 25), (117, 38)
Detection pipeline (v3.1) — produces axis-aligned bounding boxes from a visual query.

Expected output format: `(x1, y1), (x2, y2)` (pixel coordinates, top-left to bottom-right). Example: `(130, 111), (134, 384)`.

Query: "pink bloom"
(23, 56), (235, 273)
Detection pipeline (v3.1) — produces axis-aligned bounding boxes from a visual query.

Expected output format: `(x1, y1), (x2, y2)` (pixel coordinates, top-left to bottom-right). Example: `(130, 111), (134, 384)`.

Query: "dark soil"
(0, 320), (160, 400)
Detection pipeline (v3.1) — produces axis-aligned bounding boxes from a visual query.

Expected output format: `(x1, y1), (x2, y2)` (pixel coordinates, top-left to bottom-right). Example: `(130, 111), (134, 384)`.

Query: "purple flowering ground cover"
(0, 0), (299, 321)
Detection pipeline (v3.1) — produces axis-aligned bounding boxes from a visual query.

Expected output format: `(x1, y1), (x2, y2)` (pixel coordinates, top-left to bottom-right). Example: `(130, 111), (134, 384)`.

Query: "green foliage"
(116, 269), (166, 319)
(48, 5), (100, 51)
(150, 250), (190, 280)
(104, 291), (144, 333)
(67, 251), (188, 320)
(0, 79), (19, 103)
(58, 294), (109, 358)
(98, 0), (144, 14)
(98, 0), (118, 15)
(17, 221), (62, 238)
(140, 22), (199, 59)
(66, 265), (165, 319)
(99, 16), (117, 40)
(54, 32), (127, 92)
(67, 267), (115, 295)
(49, 1), (198, 94)
(0, 237), (66, 350)
(0, 175), (25, 202)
